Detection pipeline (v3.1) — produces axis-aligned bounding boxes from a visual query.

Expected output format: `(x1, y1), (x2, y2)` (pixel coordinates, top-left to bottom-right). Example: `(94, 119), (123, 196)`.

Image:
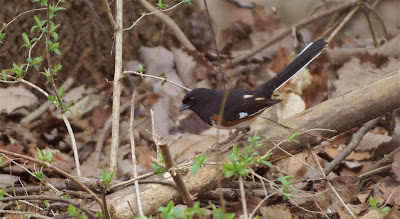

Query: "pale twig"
(19, 78), (49, 97)
(109, 0), (124, 179)
(203, 0), (225, 89)
(239, 176), (249, 219)
(15, 77), (82, 176)
(150, 109), (160, 155)
(230, 1), (357, 66)
(1, 155), (59, 193)
(0, 8), (46, 33)
(124, 1), (185, 31)
(107, 172), (154, 192)
(327, 5), (360, 42)
(361, 6), (378, 47)
(21, 78), (74, 124)
(124, 70), (191, 91)
(101, 0), (116, 27)
(61, 114), (81, 176)
(359, 164), (391, 180)
(311, 144), (357, 219)
(0, 210), (52, 219)
(1, 195), (96, 218)
(129, 92), (144, 216)
(0, 149), (104, 210)
(136, 0), (195, 50)
(324, 117), (381, 176)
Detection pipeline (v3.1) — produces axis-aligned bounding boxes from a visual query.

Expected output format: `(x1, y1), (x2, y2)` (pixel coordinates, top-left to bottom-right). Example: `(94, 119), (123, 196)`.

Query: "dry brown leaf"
(331, 58), (386, 98)
(392, 152), (400, 181)
(260, 205), (292, 219)
(385, 206), (400, 219)
(0, 86), (38, 113)
(324, 147), (371, 161)
(357, 190), (371, 204)
(274, 151), (327, 184)
(376, 176), (400, 205)
(337, 206), (353, 219)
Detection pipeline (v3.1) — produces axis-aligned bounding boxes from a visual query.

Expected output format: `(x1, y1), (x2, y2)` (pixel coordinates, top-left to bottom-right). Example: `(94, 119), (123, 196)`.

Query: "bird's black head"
(179, 88), (214, 113)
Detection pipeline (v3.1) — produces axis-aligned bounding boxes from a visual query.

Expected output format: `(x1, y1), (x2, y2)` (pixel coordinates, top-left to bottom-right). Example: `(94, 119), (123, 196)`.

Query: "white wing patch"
(244, 95), (254, 99)
(238, 112), (248, 119)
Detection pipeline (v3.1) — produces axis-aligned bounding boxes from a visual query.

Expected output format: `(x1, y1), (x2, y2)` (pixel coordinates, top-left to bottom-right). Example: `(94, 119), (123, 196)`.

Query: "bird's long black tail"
(256, 38), (327, 96)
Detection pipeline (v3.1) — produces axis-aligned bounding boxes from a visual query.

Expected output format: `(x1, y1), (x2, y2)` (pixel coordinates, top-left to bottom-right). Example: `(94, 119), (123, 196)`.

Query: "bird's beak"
(179, 103), (190, 112)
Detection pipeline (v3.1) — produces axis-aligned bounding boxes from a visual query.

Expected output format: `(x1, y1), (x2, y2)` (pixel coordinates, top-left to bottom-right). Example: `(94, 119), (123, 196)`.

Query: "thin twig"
(124, 1), (185, 31)
(61, 114), (81, 176)
(324, 116), (381, 176)
(229, 1), (357, 66)
(129, 92), (144, 216)
(203, 0), (225, 89)
(94, 101), (132, 168)
(137, 0), (195, 50)
(1, 155), (59, 193)
(0, 210), (52, 219)
(0, 8), (46, 33)
(101, 0), (116, 27)
(21, 78), (74, 124)
(107, 172), (154, 192)
(361, 6), (378, 47)
(150, 109), (160, 155)
(0, 149), (104, 211)
(327, 5), (360, 42)
(125, 70), (191, 91)
(311, 144), (357, 219)
(359, 164), (391, 180)
(238, 176), (248, 219)
(1, 195), (95, 218)
(109, 0), (124, 179)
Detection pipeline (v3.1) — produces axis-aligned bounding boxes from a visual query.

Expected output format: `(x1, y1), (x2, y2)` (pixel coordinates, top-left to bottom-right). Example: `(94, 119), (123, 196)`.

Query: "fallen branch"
(88, 70), (400, 217)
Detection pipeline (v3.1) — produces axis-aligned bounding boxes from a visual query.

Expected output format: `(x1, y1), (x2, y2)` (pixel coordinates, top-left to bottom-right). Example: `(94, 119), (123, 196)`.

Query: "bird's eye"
(189, 97), (194, 101)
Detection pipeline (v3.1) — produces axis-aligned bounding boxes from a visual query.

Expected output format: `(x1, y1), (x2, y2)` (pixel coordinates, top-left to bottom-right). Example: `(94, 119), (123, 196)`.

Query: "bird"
(179, 38), (327, 131)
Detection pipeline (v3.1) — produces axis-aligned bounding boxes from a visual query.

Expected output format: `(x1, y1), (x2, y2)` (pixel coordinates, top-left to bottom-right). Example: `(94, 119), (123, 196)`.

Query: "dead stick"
(159, 140), (194, 207)
(91, 70), (400, 217)
(324, 116), (381, 176)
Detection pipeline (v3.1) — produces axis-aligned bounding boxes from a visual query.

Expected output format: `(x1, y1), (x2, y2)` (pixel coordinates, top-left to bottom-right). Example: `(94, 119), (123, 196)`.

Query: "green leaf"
(44, 147), (53, 163)
(191, 154), (206, 174)
(97, 167), (114, 188)
(51, 32), (58, 41)
(34, 15), (42, 28)
(22, 32), (30, 45)
(66, 100), (74, 111)
(44, 200), (49, 208)
(36, 147), (44, 161)
(2, 22), (7, 28)
(155, 0), (168, 10)
(2, 69), (7, 80)
(68, 204), (78, 216)
(96, 212), (104, 219)
(288, 132), (299, 143)
(183, 0), (191, 5)
(0, 188), (5, 201)
(33, 170), (45, 181)
(380, 206), (390, 215)
(0, 33), (5, 44)
(53, 63), (62, 75)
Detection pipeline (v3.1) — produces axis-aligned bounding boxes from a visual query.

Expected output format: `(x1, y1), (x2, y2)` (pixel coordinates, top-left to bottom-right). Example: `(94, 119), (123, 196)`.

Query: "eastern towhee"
(179, 38), (328, 130)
